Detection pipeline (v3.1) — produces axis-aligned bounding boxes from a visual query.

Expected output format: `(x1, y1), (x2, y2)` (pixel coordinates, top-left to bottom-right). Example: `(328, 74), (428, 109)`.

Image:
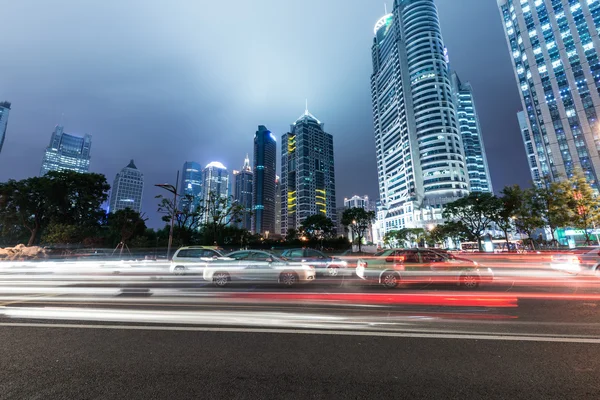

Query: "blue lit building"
(233, 155), (253, 231)
(499, 0), (600, 188)
(180, 161), (203, 212)
(450, 72), (493, 193)
(0, 101), (11, 155)
(40, 125), (92, 175)
(109, 160), (144, 213)
(252, 125), (277, 236)
(201, 161), (229, 223)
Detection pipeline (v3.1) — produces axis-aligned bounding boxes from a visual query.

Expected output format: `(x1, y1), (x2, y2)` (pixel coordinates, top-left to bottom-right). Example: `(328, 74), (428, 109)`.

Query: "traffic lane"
(2, 294), (600, 337)
(1, 326), (599, 399)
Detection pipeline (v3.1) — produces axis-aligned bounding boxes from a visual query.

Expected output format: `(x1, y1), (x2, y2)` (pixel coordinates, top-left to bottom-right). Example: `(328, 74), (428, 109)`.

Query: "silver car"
(203, 250), (316, 287)
(550, 247), (600, 276)
(169, 246), (231, 275)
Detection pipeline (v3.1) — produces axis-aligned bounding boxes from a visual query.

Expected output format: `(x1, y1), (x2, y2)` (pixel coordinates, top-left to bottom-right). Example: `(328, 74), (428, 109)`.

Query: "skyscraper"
(180, 161), (203, 212)
(0, 101), (11, 155)
(275, 175), (282, 236)
(40, 125), (92, 176)
(109, 160), (144, 213)
(371, 0), (469, 240)
(252, 125), (277, 236)
(201, 161), (229, 222)
(281, 107), (337, 236)
(499, 0), (600, 187)
(233, 155), (253, 231)
(450, 71), (493, 193)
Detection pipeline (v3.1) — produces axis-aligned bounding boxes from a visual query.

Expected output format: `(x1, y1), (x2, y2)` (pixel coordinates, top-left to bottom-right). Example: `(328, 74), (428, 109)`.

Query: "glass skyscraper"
(109, 160), (144, 214)
(281, 108), (337, 236)
(499, 0), (600, 187)
(180, 161), (203, 212)
(371, 0), (470, 240)
(450, 72), (493, 193)
(252, 125), (277, 236)
(0, 101), (11, 155)
(201, 161), (229, 223)
(233, 155), (253, 232)
(40, 125), (92, 176)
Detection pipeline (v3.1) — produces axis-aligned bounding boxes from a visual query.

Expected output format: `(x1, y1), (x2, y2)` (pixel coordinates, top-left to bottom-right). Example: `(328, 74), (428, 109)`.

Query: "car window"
(306, 250), (323, 258)
(176, 249), (189, 258)
(375, 250), (394, 257)
(228, 251), (250, 260)
(249, 252), (271, 262)
(203, 250), (218, 258)
(398, 251), (419, 263)
(289, 249), (303, 258)
(421, 251), (446, 263)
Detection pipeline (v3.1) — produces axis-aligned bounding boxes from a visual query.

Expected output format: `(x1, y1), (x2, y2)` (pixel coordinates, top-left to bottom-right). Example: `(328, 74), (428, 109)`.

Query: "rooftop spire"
(242, 154), (251, 171)
(126, 159), (137, 169)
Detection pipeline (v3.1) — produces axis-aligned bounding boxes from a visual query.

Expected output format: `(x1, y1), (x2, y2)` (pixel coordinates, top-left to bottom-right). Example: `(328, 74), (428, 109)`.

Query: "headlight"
(341, 261), (348, 267)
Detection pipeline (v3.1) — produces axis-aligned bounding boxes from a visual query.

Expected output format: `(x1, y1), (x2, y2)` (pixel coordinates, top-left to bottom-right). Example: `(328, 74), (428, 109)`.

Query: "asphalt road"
(1, 324), (599, 399)
(2, 259), (600, 399)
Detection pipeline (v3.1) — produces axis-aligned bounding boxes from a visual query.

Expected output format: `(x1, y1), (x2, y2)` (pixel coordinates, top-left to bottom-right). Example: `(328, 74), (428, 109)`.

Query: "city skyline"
(1, 0), (530, 228)
(40, 125), (92, 176)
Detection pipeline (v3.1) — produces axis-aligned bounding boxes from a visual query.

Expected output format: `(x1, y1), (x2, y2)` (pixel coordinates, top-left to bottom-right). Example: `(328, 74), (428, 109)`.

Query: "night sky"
(0, 0), (529, 228)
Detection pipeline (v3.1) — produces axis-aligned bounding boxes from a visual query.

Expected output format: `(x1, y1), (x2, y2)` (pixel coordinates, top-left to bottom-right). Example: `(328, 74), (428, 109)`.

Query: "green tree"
(442, 192), (497, 251)
(341, 207), (376, 252)
(492, 187), (524, 248)
(156, 193), (204, 246)
(534, 177), (572, 245)
(566, 170), (600, 244)
(505, 186), (544, 249)
(0, 177), (50, 246)
(106, 208), (148, 248)
(300, 214), (335, 244)
(285, 228), (298, 242)
(202, 191), (244, 245)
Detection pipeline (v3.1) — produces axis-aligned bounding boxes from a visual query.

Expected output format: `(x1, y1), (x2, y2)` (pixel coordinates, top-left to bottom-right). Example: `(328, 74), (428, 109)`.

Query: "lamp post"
(155, 170), (180, 260)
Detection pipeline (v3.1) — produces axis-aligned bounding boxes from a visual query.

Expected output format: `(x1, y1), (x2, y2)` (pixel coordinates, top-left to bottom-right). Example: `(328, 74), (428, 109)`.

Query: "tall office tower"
(518, 110), (542, 180)
(371, 0), (469, 241)
(0, 101), (11, 154)
(180, 161), (203, 212)
(450, 72), (493, 193)
(252, 125), (277, 236)
(233, 155), (253, 231)
(40, 125), (92, 175)
(275, 175), (282, 236)
(109, 160), (144, 213)
(281, 107), (337, 236)
(201, 161), (230, 222)
(499, 0), (600, 187)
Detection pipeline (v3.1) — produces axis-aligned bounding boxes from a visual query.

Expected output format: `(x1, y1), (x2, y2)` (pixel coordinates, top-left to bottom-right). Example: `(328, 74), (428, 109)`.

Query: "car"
(169, 246), (230, 275)
(550, 247), (600, 276)
(280, 248), (349, 277)
(203, 250), (316, 287)
(355, 248), (493, 289)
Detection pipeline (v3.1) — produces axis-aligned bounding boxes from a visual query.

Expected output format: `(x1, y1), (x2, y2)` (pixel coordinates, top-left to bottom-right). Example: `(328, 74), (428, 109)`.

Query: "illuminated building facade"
(499, 0), (600, 187)
(233, 155), (253, 232)
(252, 126), (277, 236)
(280, 108), (337, 236)
(371, 0), (470, 242)
(40, 125), (92, 175)
(109, 160), (144, 213)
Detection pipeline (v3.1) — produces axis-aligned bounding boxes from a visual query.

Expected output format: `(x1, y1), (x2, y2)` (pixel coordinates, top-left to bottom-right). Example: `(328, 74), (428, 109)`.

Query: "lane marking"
(0, 322), (599, 343)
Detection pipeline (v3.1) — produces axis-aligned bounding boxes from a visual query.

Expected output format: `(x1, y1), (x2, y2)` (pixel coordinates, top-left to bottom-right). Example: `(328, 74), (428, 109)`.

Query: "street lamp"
(155, 170), (180, 260)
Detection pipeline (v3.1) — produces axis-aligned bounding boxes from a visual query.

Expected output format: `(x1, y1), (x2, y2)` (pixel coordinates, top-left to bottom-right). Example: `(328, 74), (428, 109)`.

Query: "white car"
(550, 247), (600, 276)
(203, 250), (316, 287)
(169, 246), (231, 275)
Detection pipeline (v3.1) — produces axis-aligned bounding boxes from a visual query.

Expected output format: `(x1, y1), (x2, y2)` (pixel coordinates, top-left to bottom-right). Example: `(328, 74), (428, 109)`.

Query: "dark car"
(280, 248), (349, 277)
(356, 248), (493, 289)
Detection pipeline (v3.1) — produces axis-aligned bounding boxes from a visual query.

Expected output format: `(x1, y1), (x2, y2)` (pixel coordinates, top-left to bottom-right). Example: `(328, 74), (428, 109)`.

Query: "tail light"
(569, 256), (581, 264)
(357, 260), (367, 268)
